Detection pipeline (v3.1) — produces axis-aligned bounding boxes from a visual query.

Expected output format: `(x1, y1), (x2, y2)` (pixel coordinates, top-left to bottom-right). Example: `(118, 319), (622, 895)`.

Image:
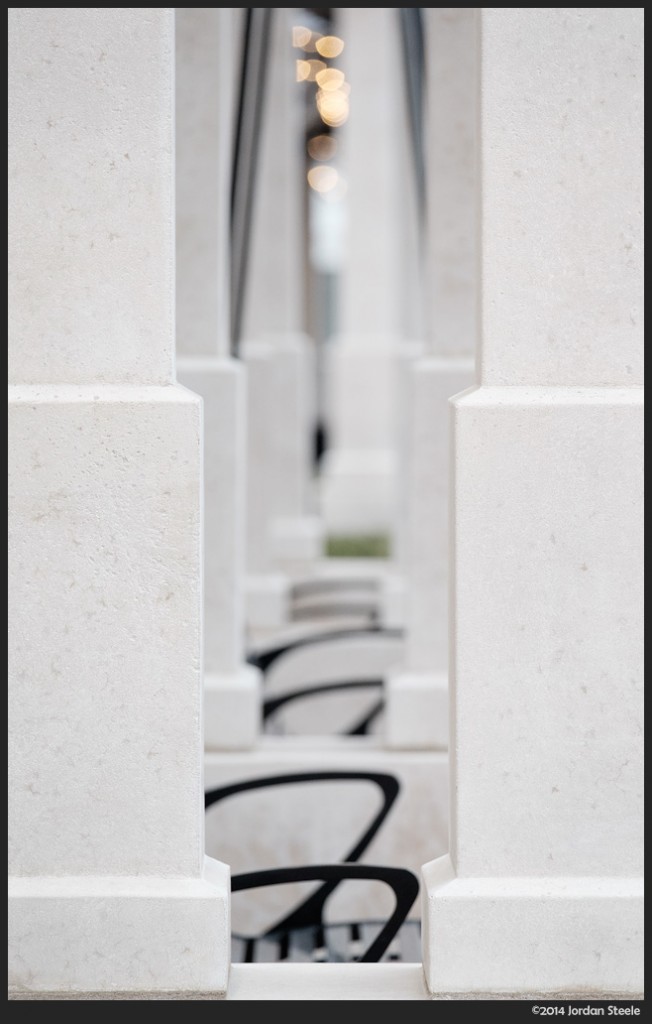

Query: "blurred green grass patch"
(325, 535), (390, 558)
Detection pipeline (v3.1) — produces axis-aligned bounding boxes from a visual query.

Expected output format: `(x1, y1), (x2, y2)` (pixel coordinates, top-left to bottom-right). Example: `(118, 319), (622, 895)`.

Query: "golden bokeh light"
(296, 59), (311, 82)
(292, 26), (312, 48)
(307, 134), (338, 162)
(316, 88), (349, 127)
(307, 165), (340, 193)
(315, 35), (345, 58)
(303, 59), (326, 82)
(315, 68), (346, 92)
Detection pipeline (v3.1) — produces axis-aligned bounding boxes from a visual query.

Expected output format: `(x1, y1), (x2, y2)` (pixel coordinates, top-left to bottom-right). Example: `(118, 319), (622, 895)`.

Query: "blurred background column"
(243, 8), (323, 591)
(319, 7), (415, 541)
(422, 8), (643, 995)
(8, 8), (229, 995)
(176, 8), (261, 748)
(386, 9), (476, 749)
(243, 340), (292, 629)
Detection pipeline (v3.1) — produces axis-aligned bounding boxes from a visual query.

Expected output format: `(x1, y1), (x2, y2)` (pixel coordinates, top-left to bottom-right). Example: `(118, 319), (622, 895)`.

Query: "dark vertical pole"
(230, 8), (274, 357)
(398, 8), (426, 226)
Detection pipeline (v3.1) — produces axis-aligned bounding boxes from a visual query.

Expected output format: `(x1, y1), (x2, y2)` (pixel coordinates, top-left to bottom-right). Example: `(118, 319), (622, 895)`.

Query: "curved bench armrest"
(248, 626), (403, 674)
(231, 863), (419, 963)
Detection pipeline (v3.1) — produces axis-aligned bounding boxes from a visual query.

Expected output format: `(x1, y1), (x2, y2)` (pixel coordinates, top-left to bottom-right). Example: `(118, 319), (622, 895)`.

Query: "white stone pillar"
(8, 8), (229, 996)
(423, 8), (643, 995)
(243, 8), (323, 575)
(176, 8), (260, 749)
(386, 9), (476, 748)
(319, 7), (408, 537)
(243, 341), (291, 629)
(379, 339), (426, 631)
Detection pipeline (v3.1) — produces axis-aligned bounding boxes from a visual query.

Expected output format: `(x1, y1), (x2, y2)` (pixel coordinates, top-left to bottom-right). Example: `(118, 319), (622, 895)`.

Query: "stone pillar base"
(379, 572), (407, 628)
(270, 514), (324, 571)
(8, 858), (230, 996)
(320, 449), (395, 535)
(403, 357), (475, 672)
(422, 855), (644, 996)
(205, 664), (262, 750)
(245, 573), (290, 629)
(385, 670), (448, 750)
(177, 356), (247, 677)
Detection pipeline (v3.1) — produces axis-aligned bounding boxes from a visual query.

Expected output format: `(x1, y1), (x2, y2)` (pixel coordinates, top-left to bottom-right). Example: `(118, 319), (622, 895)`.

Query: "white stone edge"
(451, 385), (644, 407)
(8, 383), (200, 403)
